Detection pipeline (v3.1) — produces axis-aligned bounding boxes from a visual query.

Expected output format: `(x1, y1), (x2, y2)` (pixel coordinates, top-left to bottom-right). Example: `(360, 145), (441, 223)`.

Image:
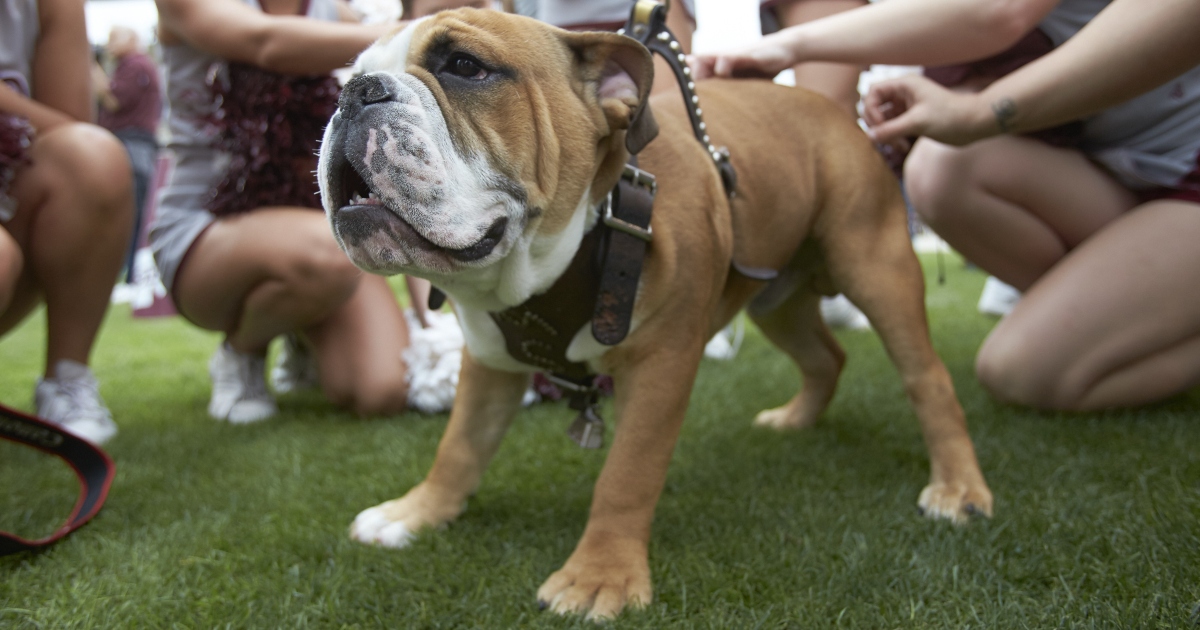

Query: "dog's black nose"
(339, 73), (396, 121)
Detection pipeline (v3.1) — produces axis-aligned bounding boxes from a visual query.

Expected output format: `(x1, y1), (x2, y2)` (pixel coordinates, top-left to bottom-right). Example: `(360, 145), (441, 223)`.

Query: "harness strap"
(623, 0), (738, 195)
(490, 226), (604, 382)
(593, 161), (655, 345)
(0, 403), (115, 557)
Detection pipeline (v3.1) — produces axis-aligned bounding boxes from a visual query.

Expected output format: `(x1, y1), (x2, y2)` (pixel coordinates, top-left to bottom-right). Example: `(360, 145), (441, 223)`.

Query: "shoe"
(110, 282), (136, 305)
(208, 342), (277, 424)
(270, 333), (319, 394)
(977, 276), (1021, 317)
(821, 294), (871, 330)
(35, 360), (118, 445)
(703, 318), (745, 360)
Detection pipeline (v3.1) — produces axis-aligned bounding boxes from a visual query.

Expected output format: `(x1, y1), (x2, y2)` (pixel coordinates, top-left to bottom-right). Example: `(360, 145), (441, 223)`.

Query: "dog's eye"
(446, 55), (488, 80)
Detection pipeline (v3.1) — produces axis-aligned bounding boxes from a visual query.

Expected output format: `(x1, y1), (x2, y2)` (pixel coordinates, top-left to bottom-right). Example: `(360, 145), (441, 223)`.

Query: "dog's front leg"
(350, 351), (528, 548)
(537, 341), (704, 621)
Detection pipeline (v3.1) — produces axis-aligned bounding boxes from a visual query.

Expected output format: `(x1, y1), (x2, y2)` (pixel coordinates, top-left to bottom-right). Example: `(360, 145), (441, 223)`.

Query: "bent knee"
(280, 233), (362, 300)
(39, 124), (133, 208)
(324, 376), (408, 416)
(975, 338), (1085, 411)
(904, 138), (975, 227)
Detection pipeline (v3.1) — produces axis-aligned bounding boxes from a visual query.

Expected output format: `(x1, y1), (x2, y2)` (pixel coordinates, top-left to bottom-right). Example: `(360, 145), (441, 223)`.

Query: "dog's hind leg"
(747, 287), (845, 430)
(821, 201), (993, 523)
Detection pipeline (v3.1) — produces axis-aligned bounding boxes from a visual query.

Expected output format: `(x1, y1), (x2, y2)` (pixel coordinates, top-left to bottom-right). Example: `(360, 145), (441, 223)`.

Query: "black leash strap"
(0, 403), (115, 557)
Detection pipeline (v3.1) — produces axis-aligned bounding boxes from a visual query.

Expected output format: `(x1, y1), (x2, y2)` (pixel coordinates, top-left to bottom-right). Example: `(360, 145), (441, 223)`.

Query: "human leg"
(118, 134), (157, 283)
(2, 123), (133, 370)
(975, 200), (1200, 410)
(1, 123), (132, 444)
(904, 135), (1138, 290)
(774, 0), (867, 117)
(174, 208), (410, 417)
(174, 208), (362, 354)
(0, 226), (20, 312)
(304, 274), (411, 416)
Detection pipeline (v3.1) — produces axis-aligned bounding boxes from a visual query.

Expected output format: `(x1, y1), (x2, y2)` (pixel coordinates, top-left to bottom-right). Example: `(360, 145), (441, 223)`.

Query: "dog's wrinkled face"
(318, 9), (653, 308)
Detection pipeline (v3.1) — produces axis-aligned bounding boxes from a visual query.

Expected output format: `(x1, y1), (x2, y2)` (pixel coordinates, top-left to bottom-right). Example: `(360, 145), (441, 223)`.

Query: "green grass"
(2, 256), (1198, 629)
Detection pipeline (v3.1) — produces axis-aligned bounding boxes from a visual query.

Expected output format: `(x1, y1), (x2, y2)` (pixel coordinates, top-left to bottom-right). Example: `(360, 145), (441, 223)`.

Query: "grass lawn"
(2, 255), (1198, 629)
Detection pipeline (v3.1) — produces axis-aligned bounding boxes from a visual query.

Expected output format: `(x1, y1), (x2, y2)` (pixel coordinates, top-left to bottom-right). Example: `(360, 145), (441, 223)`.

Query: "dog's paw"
(350, 503), (418, 548)
(752, 395), (821, 430)
(348, 483), (466, 548)
(917, 480), (994, 525)
(536, 537), (651, 621)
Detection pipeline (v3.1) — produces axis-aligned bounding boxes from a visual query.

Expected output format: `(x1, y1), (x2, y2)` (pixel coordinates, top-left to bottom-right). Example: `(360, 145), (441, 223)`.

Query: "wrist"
(777, 26), (807, 68)
(989, 96), (1019, 134)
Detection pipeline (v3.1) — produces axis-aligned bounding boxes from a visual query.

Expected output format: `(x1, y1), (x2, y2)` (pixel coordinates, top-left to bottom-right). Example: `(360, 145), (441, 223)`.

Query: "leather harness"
(431, 0), (744, 448)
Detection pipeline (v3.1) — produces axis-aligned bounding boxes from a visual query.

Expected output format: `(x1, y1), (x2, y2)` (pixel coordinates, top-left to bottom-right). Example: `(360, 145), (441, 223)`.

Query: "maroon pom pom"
(0, 112), (34, 202)
(203, 62), (340, 216)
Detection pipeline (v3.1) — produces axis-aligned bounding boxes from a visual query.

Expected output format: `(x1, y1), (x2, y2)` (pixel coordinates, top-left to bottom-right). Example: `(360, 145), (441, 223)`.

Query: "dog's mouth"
(329, 155), (508, 270)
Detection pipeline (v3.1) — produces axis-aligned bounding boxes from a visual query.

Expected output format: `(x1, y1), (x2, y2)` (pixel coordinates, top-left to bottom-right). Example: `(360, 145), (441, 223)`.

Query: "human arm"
(15, 0), (93, 128)
(90, 60), (119, 113)
(863, 0), (1200, 145)
(0, 83), (74, 130)
(689, 0), (1058, 80)
(155, 0), (405, 75)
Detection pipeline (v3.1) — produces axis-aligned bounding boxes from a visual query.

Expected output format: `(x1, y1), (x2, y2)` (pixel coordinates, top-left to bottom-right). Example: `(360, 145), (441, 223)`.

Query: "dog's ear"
(565, 32), (658, 154)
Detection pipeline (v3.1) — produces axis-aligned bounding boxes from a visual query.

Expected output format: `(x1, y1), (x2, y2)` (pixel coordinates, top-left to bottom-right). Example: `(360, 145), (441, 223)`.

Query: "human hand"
(863, 74), (997, 147)
(688, 38), (795, 80)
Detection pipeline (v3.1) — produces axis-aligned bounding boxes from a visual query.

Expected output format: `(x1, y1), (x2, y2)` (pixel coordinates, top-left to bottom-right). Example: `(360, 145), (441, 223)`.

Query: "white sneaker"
(270, 333), (319, 394)
(703, 318), (745, 360)
(208, 342), (277, 424)
(821, 294), (871, 330)
(35, 360), (118, 445)
(977, 276), (1021, 317)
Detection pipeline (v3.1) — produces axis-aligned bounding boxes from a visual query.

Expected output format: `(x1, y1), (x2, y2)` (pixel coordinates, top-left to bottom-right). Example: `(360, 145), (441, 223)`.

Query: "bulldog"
(317, 7), (993, 620)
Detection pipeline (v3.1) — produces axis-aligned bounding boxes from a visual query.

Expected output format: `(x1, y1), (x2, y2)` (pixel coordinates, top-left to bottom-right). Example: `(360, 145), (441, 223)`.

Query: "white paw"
(349, 505), (416, 548)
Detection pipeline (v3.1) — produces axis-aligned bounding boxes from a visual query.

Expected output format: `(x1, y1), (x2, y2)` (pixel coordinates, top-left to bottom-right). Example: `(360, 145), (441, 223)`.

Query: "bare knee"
(278, 231), (362, 306)
(44, 124), (134, 223)
(904, 138), (974, 230)
(975, 335), (1082, 411)
(324, 373), (408, 416)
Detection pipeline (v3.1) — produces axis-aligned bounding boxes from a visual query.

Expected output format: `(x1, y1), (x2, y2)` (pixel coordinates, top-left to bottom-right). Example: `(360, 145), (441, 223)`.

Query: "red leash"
(0, 402), (115, 556)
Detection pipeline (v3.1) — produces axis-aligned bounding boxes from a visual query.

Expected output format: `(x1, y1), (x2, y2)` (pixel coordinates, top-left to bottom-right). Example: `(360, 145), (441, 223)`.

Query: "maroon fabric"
(202, 63), (340, 216)
(925, 29), (1055, 88)
(1, 74), (34, 197)
(98, 53), (162, 135)
(919, 28), (1084, 149)
(0, 113), (33, 182)
(530, 373), (614, 402)
(1139, 187), (1200, 204)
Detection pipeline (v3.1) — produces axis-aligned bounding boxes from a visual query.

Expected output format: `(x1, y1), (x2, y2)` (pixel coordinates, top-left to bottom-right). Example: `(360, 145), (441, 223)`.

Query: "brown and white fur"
(317, 8), (992, 620)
